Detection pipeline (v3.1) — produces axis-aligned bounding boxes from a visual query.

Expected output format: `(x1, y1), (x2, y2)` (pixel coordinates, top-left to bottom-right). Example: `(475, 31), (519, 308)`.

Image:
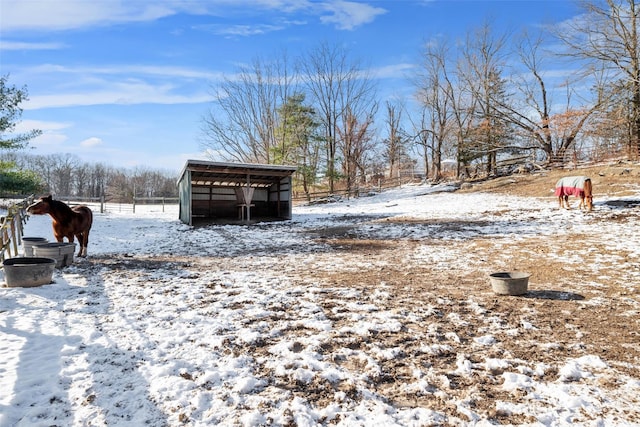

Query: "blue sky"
(0, 0), (580, 173)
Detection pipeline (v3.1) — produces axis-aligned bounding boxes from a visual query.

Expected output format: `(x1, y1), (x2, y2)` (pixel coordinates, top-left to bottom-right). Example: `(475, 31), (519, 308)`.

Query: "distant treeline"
(1, 152), (178, 202)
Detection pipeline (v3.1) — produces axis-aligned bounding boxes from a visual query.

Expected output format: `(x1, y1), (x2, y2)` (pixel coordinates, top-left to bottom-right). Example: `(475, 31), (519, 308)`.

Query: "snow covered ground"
(1, 183), (639, 426)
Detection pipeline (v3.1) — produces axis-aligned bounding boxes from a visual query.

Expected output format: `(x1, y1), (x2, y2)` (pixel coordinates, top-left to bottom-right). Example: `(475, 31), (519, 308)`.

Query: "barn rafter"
(186, 163), (294, 187)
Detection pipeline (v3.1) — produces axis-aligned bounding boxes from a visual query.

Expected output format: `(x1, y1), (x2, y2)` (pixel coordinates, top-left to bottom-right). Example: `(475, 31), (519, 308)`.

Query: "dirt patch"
(282, 165), (639, 420)
(285, 209), (640, 419)
(133, 202), (637, 422)
(75, 164), (640, 423)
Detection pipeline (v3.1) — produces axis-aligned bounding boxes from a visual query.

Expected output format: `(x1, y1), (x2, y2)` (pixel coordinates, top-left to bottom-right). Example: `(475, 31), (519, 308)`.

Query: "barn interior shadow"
(521, 290), (585, 300)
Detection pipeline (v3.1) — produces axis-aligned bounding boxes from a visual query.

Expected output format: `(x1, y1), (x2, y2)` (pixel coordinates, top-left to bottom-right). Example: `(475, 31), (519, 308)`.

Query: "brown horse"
(27, 195), (93, 257)
(555, 176), (593, 211)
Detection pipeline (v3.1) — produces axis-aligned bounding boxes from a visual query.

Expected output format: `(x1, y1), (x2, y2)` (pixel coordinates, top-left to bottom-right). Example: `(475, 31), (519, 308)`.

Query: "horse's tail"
(73, 205), (93, 229)
(86, 207), (93, 228)
(82, 206), (94, 229)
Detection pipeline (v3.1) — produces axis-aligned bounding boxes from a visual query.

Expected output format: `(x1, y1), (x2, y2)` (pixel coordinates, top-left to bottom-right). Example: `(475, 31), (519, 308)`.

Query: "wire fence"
(54, 196), (179, 214)
(292, 176), (419, 204)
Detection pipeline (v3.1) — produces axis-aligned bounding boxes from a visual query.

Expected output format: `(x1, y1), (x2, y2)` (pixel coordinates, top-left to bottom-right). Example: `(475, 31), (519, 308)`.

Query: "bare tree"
(299, 42), (377, 192)
(45, 153), (79, 196)
(7, 152), (176, 200)
(106, 170), (129, 202)
(496, 30), (606, 165)
(21, 154), (53, 193)
(458, 22), (511, 176)
(407, 107), (431, 180)
(73, 163), (90, 197)
(449, 43), (480, 179)
(202, 51), (296, 163)
(557, 0), (640, 159)
(88, 163), (110, 199)
(338, 106), (375, 193)
(586, 78), (635, 159)
(382, 101), (404, 179)
(413, 38), (456, 181)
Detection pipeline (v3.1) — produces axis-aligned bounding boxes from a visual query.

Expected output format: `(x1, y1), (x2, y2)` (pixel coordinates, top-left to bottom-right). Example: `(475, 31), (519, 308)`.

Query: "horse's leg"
(84, 231), (89, 257)
(77, 231), (89, 257)
(74, 233), (85, 257)
(81, 234), (87, 257)
(578, 196), (585, 210)
(558, 196), (566, 209)
(53, 227), (64, 242)
(65, 234), (79, 256)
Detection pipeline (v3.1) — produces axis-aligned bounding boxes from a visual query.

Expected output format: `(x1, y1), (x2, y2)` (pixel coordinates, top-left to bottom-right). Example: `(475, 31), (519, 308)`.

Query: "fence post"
(133, 196), (136, 214)
(10, 215), (19, 256)
(1, 217), (8, 261)
(0, 197), (32, 261)
(100, 195), (105, 214)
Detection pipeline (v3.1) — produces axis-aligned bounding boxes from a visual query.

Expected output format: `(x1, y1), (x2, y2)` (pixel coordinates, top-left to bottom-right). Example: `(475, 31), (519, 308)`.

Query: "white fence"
(57, 196), (179, 214)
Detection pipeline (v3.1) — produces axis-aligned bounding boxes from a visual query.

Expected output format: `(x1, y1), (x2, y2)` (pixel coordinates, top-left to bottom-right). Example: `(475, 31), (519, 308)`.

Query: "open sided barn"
(178, 160), (296, 225)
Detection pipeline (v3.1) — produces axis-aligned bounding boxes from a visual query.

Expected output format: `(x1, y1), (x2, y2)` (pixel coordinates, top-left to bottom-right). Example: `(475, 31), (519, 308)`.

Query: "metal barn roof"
(179, 160), (296, 188)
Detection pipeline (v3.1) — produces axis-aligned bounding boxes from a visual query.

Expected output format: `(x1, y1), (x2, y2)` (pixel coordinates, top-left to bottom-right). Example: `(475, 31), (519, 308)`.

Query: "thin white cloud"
(16, 58), (412, 111)
(195, 23), (286, 37)
(0, 41), (66, 50)
(29, 130), (69, 150)
(15, 58), (409, 111)
(14, 120), (71, 151)
(319, 1), (387, 30)
(25, 88), (213, 110)
(372, 63), (417, 79)
(14, 64), (218, 109)
(32, 133), (69, 148)
(27, 63), (223, 80)
(14, 119), (71, 132)
(1, 0), (385, 34)
(80, 137), (103, 148)
(248, 0), (386, 30)
(0, 1), (177, 32)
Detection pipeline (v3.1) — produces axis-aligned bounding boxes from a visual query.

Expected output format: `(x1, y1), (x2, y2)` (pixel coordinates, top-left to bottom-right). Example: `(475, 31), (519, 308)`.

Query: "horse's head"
(26, 195), (54, 215)
(586, 195), (593, 211)
(584, 178), (594, 211)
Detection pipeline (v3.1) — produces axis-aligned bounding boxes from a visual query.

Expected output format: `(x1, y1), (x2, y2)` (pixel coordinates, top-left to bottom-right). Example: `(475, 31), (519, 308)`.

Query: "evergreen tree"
(0, 75), (43, 194)
(275, 93), (321, 199)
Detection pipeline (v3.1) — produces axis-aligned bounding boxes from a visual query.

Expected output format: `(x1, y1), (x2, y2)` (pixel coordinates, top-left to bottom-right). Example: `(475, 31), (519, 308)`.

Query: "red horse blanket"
(555, 176), (588, 197)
